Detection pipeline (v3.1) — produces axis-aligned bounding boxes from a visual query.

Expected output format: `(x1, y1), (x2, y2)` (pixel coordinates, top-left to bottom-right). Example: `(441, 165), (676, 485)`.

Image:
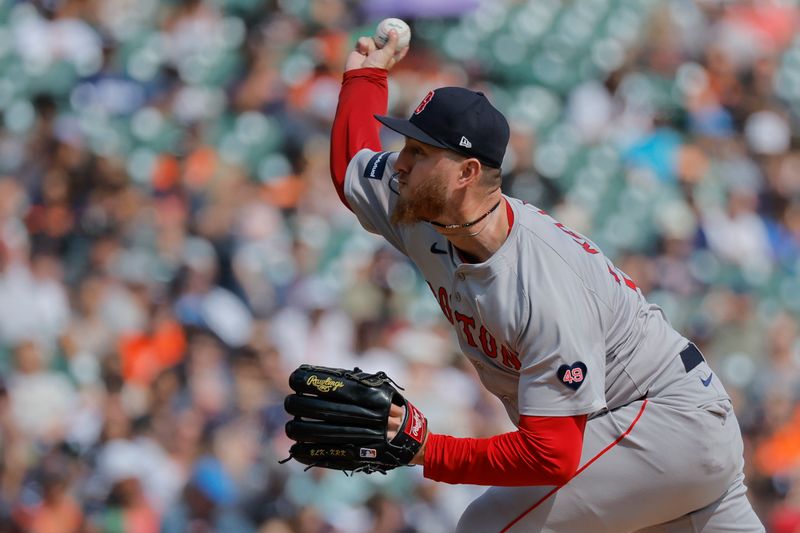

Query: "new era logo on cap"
(375, 87), (509, 169)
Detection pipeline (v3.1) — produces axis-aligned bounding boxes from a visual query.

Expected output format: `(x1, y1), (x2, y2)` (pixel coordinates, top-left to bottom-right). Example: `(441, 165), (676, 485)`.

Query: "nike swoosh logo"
(701, 374), (713, 387)
(430, 243), (447, 255)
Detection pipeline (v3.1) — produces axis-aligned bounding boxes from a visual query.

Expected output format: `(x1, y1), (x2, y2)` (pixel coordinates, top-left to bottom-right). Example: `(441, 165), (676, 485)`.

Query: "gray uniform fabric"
(344, 149), (763, 532)
(455, 357), (762, 532)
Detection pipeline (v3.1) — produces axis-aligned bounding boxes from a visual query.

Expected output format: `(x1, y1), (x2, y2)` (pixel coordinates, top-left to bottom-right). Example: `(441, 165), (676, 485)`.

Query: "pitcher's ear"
(457, 158), (482, 186)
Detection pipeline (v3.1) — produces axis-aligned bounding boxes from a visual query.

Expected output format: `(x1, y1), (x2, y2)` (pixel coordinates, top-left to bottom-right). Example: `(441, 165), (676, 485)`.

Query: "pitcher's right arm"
(330, 31), (406, 209)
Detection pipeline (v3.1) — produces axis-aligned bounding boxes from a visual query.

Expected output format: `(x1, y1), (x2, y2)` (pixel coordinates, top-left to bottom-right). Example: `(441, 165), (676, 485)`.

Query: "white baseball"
(374, 18), (411, 57)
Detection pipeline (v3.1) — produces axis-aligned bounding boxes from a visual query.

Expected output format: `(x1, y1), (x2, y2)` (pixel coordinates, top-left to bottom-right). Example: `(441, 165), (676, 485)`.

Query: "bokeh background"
(0, 0), (799, 531)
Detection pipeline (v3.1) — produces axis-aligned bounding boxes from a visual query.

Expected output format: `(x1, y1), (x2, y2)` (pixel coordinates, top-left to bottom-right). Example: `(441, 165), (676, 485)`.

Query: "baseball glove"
(282, 364), (427, 475)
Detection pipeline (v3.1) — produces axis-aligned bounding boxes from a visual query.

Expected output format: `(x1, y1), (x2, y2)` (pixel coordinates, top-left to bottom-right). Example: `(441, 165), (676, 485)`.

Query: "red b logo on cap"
(414, 90), (434, 115)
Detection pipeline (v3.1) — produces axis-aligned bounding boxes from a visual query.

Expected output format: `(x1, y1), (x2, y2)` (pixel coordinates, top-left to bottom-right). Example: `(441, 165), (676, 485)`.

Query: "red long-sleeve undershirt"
(330, 67), (587, 487)
(330, 68), (388, 210)
(424, 414), (586, 486)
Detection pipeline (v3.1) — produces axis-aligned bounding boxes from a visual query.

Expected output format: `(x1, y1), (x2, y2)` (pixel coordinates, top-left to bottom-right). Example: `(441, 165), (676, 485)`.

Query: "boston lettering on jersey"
(426, 282), (521, 371)
(534, 206), (639, 292)
(420, 207), (640, 376)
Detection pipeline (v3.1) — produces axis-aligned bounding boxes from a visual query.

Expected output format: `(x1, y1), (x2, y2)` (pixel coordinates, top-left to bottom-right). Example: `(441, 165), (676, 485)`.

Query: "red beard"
(391, 176), (448, 226)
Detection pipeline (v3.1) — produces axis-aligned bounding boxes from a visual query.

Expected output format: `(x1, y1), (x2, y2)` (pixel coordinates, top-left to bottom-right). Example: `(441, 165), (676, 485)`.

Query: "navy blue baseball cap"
(375, 87), (510, 169)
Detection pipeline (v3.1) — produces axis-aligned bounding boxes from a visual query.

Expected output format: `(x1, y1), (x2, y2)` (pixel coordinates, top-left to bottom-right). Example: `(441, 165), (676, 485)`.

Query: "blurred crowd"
(0, 0), (799, 531)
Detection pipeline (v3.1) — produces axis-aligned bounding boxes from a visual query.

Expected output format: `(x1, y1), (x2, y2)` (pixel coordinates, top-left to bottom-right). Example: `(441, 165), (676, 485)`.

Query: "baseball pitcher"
(283, 29), (765, 533)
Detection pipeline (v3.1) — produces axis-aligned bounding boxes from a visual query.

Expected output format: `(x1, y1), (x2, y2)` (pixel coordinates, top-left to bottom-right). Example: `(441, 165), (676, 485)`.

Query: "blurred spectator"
(701, 184), (773, 275)
(7, 340), (77, 443)
(0, 250), (70, 350)
(161, 455), (256, 533)
(270, 276), (356, 369)
(13, 451), (84, 533)
(94, 475), (159, 533)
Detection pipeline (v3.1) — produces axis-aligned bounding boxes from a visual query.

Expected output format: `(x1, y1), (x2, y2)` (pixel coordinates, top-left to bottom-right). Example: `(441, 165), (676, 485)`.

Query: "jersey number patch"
(557, 362), (587, 391)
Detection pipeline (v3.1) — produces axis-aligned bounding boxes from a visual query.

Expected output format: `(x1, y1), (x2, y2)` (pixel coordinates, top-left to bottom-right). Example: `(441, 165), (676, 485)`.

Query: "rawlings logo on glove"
(306, 375), (345, 392)
(281, 365), (427, 475)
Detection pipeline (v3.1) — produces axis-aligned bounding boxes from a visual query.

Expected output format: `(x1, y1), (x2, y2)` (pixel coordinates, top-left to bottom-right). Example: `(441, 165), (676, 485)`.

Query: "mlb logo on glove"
(360, 448), (378, 459)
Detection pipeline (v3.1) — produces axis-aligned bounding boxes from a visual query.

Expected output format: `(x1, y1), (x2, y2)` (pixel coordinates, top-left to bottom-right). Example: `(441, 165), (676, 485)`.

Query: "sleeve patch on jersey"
(363, 151), (391, 180)
(557, 362), (587, 391)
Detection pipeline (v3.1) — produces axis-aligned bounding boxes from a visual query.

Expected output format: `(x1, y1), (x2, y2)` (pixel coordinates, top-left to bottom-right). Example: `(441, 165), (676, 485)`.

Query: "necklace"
(425, 199), (502, 230)
(467, 222), (490, 237)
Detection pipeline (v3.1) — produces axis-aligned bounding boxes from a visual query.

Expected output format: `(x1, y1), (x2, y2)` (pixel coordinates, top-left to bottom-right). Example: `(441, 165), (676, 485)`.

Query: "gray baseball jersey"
(344, 149), (763, 532)
(346, 149), (685, 420)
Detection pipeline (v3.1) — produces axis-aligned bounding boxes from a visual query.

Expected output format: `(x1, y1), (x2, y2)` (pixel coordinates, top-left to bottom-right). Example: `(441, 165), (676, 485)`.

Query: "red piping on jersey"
(499, 399), (649, 533)
(505, 198), (514, 236)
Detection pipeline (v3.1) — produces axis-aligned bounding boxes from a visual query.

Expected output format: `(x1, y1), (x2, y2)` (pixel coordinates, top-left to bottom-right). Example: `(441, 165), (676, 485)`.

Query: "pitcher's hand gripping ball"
(374, 18), (411, 59)
(282, 365), (427, 474)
